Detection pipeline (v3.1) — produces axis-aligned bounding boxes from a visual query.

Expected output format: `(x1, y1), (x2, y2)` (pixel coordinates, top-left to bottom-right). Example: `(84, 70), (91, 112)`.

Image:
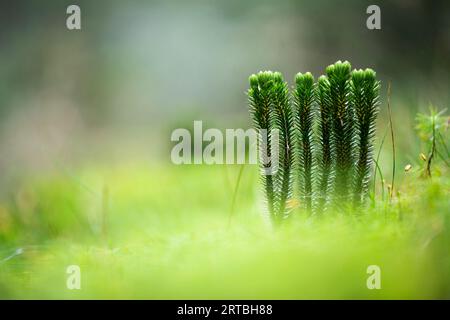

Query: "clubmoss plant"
(293, 72), (315, 214)
(326, 61), (354, 207)
(248, 71), (294, 223)
(248, 61), (380, 222)
(315, 75), (334, 214)
(248, 72), (275, 219)
(270, 72), (295, 222)
(351, 69), (380, 206)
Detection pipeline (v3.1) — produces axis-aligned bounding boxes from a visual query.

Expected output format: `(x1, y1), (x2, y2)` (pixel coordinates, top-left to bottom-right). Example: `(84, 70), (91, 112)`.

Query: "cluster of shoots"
(248, 61), (380, 222)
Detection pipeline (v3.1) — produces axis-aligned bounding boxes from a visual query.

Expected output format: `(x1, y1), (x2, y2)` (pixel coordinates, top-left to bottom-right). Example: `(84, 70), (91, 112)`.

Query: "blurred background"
(0, 0), (449, 299)
(0, 0), (449, 179)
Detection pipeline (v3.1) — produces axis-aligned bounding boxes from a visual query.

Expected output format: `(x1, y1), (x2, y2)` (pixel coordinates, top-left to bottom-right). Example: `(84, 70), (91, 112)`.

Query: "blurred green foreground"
(0, 163), (449, 299)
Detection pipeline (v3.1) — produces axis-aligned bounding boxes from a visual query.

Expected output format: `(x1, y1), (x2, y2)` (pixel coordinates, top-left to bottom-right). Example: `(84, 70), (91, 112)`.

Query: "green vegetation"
(248, 72), (294, 223)
(351, 69), (380, 206)
(326, 61), (355, 208)
(248, 61), (380, 219)
(248, 73), (276, 219)
(415, 108), (449, 177)
(294, 72), (315, 215)
(316, 75), (333, 214)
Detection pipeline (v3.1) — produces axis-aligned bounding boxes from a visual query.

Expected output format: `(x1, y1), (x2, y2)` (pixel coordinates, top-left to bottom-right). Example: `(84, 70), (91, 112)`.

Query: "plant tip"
(249, 74), (258, 87)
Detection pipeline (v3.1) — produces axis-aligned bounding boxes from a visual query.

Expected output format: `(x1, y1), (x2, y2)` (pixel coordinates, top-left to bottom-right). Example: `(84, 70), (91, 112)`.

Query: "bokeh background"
(0, 0), (449, 299)
(1, 0), (449, 175)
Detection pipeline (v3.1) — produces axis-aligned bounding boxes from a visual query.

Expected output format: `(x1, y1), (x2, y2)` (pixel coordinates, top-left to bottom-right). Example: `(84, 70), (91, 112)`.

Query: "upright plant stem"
(373, 126), (388, 202)
(294, 72), (315, 215)
(316, 76), (333, 214)
(387, 82), (395, 201)
(351, 69), (380, 207)
(426, 114), (436, 177)
(327, 61), (354, 208)
(248, 71), (294, 224)
(271, 72), (295, 221)
(248, 72), (275, 219)
(373, 158), (385, 202)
